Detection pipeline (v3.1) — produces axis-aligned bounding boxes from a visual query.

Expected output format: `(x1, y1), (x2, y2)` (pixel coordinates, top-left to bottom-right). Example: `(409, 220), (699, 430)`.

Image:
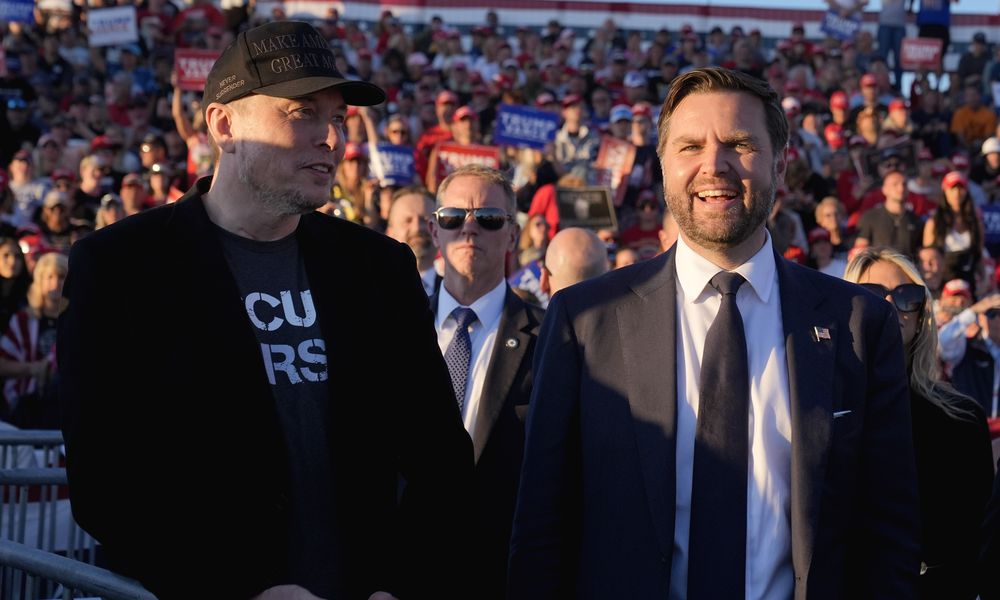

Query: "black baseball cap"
(203, 20), (385, 108)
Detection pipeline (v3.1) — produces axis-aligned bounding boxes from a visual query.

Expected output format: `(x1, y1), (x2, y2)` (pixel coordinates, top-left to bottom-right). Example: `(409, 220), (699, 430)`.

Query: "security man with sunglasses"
(427, 163), (545, 600)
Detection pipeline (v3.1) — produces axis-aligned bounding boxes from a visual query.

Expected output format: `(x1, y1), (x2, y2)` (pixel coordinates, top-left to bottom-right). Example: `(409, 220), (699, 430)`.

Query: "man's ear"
(540, 264), (551, 295)
(774, 145), (789, 182)
(205, 102), (237, 154)
(428, 218), (441, 250)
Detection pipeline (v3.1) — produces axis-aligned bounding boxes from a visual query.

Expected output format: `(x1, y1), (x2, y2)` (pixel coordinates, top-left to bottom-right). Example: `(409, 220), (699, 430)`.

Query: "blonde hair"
(436, 164), (516, 214)
(844, 247), (973, 420)
(26, 252), (68, 319)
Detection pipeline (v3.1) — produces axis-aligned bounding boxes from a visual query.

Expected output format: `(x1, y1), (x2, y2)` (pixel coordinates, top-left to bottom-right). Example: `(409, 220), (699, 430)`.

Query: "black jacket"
(59, 178), (474, 599)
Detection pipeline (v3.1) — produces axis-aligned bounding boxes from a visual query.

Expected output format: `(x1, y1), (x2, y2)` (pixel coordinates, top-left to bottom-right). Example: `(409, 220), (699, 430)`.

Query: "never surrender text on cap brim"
(204, 21), (386, 108)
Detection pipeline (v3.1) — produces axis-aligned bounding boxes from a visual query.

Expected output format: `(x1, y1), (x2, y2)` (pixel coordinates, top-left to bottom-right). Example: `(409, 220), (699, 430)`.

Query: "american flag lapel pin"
(814, 326), (831, 341)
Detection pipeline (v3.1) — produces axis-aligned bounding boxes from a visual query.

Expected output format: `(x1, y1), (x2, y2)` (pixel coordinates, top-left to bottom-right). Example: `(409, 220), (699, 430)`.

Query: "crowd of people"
(0, 1), (999, 599)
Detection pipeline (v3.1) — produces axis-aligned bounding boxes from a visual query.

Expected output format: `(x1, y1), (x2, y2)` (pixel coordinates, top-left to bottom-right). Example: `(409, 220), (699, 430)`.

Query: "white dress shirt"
(669, 233), (794, 600)
(420, 267), (438, 296)
(436, 280), (506, 442)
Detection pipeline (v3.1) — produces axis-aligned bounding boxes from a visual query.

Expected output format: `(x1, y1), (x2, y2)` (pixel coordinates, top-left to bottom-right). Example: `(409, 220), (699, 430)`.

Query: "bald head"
(543, 228), (609, 295)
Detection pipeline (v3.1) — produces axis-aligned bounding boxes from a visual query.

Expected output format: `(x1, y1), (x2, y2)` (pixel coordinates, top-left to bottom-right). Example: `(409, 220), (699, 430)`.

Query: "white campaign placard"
(87, 5), (138, 47)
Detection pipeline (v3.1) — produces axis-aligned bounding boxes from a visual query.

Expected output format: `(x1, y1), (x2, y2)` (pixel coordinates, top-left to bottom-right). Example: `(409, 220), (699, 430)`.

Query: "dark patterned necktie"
(443, 307), (478, 411)
(688, 271), (750, 598)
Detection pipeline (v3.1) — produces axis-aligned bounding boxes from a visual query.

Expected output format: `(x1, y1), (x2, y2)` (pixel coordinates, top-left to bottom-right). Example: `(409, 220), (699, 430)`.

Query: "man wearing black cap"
(60, 20), (473, 600)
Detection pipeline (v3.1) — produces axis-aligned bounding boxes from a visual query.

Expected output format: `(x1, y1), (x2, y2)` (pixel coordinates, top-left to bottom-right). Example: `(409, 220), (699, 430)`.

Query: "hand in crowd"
(970, 293), (1000, 315)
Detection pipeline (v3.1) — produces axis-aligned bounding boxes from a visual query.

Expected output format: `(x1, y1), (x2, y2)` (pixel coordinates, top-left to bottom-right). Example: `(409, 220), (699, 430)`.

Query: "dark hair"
(656, 67), (788, 158)
(932, 188), (981, 254)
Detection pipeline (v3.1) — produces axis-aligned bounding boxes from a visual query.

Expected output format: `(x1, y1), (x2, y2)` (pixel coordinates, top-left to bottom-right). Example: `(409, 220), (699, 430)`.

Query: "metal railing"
(0, 539), (156, 600)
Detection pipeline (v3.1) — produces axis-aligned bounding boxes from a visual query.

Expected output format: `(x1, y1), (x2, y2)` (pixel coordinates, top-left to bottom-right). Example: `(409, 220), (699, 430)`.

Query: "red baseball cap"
(951, 153), (970, 169)
(888, 98), (907, 112)
(435, 90), (458, 105)
(631, 102), (652, 119)
(942, 170), (968, 190)
(807, 227), (831, 245)
(829, 91), (849, 110)
(343, 142), (367, 161)
(561, 93), (584, 108)
(452, 106), (475, 122)
(848, 134), (867, 148)
(824, 123), (844, 149)
(860, 73), (877, 87)
(942, 278), (972, 299)
(535, 92), (556, 108)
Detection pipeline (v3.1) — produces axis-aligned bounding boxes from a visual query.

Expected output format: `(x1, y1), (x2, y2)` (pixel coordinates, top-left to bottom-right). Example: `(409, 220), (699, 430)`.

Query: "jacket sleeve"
(507, 291), (583, 600)
(383, 241), (476, 600)
(855, 303), (921, 597)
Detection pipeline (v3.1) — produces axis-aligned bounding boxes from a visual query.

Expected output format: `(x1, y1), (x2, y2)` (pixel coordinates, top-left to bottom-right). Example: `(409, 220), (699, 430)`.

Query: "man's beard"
(237, 145), (327, 216)
(665, 176), (776, 252)
(407, 231), (435, 261)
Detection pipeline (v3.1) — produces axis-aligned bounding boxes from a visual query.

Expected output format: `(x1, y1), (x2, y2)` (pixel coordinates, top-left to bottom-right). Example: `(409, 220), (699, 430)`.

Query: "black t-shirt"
(856, 204), (923, 259)
(217, 224), (340, 598)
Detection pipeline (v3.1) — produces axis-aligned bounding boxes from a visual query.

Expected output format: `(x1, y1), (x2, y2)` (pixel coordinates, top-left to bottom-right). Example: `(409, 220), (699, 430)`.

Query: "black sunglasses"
(985, 308), (1000, 320)
(434, 207), (513, 231)
(859, 283), (926, 313)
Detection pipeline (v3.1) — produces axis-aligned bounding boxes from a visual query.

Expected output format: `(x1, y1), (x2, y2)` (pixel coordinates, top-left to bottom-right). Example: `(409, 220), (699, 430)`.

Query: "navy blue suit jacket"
(508, 245), (920, 599)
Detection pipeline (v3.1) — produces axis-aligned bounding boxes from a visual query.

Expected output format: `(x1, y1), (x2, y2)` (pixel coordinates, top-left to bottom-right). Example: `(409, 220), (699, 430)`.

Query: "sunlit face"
(661, 90), (784, 253)
(385, 192), (433, 244)
(36, 264), (66, 305)
(0, 242), (23, 279)
(882, 171), (905, 203)
(858, 260), (921, 347)
(227, 88), (347, 215)
(429, 175), (518, 284)
(816, 203), (839, 230)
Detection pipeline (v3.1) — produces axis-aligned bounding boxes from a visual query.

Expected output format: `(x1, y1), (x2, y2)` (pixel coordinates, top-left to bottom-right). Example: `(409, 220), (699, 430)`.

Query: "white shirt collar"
(674, 229), (777, 304)
(437, 279), (507, 331)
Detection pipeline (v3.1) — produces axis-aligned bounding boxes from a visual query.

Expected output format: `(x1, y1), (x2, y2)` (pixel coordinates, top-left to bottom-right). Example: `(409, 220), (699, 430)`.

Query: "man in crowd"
(540, 227), (609, 297)
(509, 67), (918, 599)
(428, 164), (544, 600)
(853, 169), (922, 259)
(384, 185), (439, 296)
(60, 20), (472, 600)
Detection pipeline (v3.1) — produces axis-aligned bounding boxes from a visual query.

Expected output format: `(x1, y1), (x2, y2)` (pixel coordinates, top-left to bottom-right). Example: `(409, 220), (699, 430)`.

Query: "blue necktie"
(444, 307), (478, 411)
(688, 271), (750, 598)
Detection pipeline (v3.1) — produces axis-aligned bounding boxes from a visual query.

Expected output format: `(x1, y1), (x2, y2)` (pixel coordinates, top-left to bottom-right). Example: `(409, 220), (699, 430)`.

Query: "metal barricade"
(0, 539), (156, 600)
(0, 430), (64, 470)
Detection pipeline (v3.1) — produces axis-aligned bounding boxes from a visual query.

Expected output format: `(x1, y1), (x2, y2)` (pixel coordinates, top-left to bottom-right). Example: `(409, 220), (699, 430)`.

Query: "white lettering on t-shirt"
(245, 289), (327, 386)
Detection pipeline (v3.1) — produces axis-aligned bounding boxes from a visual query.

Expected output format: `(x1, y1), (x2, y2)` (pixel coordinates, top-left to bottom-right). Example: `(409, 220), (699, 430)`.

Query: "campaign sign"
(87, 6), (138, 47)
(0, 0), (35, 24)
(508, 260), (549, 308)
(435, 142), (501, 176)
(982, 205), (1000, 247)
(493, 104), (560, 150)
(593, 135), (636, 207)
(819, 10), (861, 41)
(900, 38), (943, 71)
(174, 48), (221, 92)
(556, 186), (618, 232)
(373, 143), (415, 186)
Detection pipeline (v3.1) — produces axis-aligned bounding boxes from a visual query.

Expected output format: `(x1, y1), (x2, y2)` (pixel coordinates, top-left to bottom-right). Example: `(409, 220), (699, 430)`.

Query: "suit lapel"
(617, 250), (678, 561)
(776, 256), (835, 584)
(473, 287), (536, 462)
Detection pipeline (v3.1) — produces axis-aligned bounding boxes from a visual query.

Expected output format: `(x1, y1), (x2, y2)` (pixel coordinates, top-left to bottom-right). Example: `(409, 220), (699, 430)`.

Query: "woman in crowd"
(923, 171), (984, 289)
(844, 247), (993, 599)
(518, 214), (549, 267)
(0, 252), (68, 428)
(0, 237), (29, 329)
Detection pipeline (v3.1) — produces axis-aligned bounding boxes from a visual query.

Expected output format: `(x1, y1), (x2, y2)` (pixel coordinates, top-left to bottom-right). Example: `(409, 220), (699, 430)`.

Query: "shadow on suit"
(508, 246), (921, 599)
(432, 285), (544, 600)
